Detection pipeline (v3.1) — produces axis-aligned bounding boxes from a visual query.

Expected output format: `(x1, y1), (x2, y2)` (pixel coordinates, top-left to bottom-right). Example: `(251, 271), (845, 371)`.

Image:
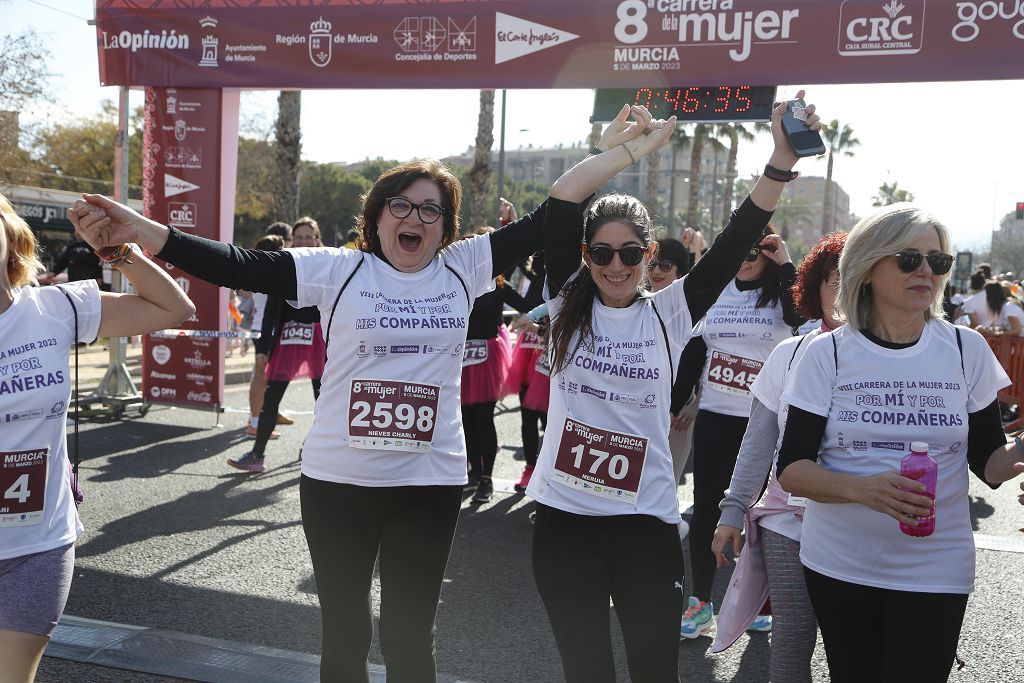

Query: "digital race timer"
(592, 86), (777, 123)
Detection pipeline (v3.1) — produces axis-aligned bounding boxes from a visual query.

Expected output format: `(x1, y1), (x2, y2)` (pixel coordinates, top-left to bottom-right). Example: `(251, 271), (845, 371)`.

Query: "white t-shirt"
(0, 281), (101, 560)
(526, 275), (693, 523)
(781, 320), (1009, 593)
(694, 281), (793, 417)
(749, 329), (821, 541)
(290, 237), (494, 487)
(961, 291), (987, 326)
(991, 300), (1024, 334)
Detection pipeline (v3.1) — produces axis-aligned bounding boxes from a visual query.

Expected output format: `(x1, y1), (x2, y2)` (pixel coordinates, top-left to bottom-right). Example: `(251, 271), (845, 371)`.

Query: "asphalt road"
(36, 381), (1024, 682)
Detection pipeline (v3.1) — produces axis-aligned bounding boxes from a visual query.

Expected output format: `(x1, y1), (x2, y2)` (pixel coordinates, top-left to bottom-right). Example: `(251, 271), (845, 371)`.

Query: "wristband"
(98, 243), (136, 269)
(763, 164), (799, 182)
(589, 145), (604, 156)
(620, 143), (637, 166)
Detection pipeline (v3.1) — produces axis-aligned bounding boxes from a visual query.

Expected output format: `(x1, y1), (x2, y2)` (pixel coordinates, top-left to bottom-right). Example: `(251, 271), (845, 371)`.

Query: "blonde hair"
(836, 203), (951, 330)
(1, 194), (44, 287)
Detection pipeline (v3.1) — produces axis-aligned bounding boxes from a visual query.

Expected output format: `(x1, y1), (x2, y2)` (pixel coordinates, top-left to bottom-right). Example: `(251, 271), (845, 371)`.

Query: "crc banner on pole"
(141, 87), (239, 411)
(95, 1), (1024, 88)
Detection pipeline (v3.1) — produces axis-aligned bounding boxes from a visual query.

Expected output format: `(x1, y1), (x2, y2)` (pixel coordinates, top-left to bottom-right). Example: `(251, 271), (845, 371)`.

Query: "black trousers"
(253, 377), (321, 456)
(300, 476), (462, 683)
(519, 388), (547, 467)
(532, 504), (684, 683)
(804, 566), (968, 683)
(689, 409), (748, 602)
(462, 401), (497, 478)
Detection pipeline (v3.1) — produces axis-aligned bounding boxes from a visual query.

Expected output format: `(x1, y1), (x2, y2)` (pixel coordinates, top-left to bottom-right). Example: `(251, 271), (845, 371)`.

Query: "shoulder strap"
(831, 333), (839, 378)
(955, 326), (965, 377)
(444, 263), (470, 303)
(324, 254), (365, 353)
(648, 298), (675, 387)
(787, 334), (808, 372)
(55, 286), (81, 489)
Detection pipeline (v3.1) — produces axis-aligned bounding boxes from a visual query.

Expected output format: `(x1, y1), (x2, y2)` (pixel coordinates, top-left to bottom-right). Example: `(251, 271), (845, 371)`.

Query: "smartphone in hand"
(781, 99), (826, 157)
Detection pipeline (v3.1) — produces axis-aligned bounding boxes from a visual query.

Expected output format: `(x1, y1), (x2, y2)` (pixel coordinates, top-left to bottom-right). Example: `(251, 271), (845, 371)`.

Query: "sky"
(5, 0), (1024, 252)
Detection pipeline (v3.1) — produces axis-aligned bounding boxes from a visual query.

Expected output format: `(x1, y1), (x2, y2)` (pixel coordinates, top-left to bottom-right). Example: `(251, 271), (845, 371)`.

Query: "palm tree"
(685, 123), (710, 231)
(644, 143), (661, 218)
(468, 89), (494, 229)
(665, 126), (689, 237)
(716, 122), (770, 219)
(872, 181), (915, 207)
(273, 90), (302, 223)
(821, 119), (860, 235)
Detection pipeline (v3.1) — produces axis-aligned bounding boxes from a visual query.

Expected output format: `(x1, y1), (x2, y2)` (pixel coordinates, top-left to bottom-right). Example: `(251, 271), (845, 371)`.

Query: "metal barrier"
(980, 331), (1024, 433)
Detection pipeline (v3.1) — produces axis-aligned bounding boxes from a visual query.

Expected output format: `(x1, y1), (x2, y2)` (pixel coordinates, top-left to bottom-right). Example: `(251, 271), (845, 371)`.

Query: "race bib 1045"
(551, 418), (648, 504)
(348, 379), (440, 453)
(0, 448), (48, 527)
(706, 349), (761, 396)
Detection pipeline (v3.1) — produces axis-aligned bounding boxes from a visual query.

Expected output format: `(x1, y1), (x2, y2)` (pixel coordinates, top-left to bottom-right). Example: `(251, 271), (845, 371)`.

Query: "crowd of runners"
(2, 91), (1024, 683)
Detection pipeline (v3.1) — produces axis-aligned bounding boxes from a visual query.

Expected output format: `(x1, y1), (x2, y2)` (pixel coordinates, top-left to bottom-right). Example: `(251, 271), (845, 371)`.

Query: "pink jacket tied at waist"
(710, 473), (803, 653)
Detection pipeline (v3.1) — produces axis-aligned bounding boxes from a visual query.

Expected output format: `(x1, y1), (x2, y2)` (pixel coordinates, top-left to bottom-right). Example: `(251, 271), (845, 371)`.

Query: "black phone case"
(782, 100), (825, 157)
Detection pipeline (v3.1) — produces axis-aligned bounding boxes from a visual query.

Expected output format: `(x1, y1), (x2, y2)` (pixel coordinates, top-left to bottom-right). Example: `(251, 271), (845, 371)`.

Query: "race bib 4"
(0, 448), (48, 527)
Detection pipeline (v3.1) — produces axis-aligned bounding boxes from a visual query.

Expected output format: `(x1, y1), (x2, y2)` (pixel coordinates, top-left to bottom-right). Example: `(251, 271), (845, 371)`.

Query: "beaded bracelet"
(97, 243), (135, 269)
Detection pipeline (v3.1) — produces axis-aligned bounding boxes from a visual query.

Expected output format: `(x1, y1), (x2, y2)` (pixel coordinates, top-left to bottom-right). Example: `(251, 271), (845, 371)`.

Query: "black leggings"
(300, 476), (462, 683)
(532, 504), (684, 683)
(689, 409), (748, 602)
(253, 377), (321, 456)
(804, 567), (968, 683)
(462, 401), (497, 478)
(519, 388), (547, 467)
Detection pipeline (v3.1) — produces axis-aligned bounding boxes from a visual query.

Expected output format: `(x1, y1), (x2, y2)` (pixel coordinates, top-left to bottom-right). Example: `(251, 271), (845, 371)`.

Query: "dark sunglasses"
(889, 251), (954, 275)
(647, 259), (676, 273)
(587, 244), (646, 267)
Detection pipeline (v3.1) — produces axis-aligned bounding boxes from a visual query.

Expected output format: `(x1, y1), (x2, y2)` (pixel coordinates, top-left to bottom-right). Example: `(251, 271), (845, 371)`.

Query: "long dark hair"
(548, 194), (654, 373)
(751, 224), (786, 309)
(985, 281), (1007, 316)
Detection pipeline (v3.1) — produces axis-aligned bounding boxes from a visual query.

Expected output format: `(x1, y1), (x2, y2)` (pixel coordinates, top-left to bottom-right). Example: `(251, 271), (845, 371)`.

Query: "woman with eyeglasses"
(776, 203), (1024, 681)
(527, 93), (822, 682)
(64, 108), (655, 682)
(230, 218), (325, 472)
(708, 231), (847, 683)
(675, 222), (803, 639)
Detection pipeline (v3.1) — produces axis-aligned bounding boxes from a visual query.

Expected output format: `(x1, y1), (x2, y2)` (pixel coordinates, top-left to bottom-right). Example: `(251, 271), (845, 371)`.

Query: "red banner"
(141, 87), (239, 411)
(95, 1), (1024, 88)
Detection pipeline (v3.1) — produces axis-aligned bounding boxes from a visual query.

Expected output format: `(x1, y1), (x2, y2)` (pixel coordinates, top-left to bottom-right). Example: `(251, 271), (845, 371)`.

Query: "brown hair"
(252, 234), (284, 251)
(292, 216), (321, 243)
(1, 194), (44, 287)
(356, 159), (461, 255)
(793, 231), (847, 320)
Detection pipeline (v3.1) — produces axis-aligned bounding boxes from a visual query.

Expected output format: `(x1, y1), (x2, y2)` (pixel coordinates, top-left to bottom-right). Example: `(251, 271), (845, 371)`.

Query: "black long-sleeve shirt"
(156, 202), (549, 300)
(466, 285), (531, 340)
(254, 296), (322, 356)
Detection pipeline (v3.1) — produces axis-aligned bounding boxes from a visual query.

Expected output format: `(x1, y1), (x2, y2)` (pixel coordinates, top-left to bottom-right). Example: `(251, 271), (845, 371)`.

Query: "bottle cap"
(910, 441), (929, 452)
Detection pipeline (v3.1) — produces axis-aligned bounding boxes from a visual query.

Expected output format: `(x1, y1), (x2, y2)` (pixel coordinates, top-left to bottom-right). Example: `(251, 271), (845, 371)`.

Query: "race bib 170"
(551, 418), (647, 504)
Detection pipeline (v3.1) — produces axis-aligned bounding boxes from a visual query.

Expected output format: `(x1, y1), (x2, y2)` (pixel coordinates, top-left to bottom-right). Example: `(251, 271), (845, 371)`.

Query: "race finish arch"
(94, 0), (1023, 412)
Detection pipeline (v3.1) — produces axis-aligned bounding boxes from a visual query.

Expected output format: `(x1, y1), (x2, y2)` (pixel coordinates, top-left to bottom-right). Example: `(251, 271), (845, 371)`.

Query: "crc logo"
(838, 0), (926, 56)
(168, 202), (197, 228)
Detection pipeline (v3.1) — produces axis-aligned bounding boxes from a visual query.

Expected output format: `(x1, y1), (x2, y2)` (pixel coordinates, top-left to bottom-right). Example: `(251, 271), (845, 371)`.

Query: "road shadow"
(968, 494), (996, 531)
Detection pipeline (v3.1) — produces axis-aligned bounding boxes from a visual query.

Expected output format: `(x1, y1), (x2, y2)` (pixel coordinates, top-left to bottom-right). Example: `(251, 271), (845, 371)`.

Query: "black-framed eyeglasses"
(889, 251), (954, 275)
(385, 197), (444, 224)
(587, 244), (646, 267)
(647, 258), (676, 273)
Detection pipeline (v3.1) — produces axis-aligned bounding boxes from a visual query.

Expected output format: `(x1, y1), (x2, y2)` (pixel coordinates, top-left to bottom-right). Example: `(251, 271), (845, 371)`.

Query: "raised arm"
(684, 91), (822, 322)
(69, 194), (299, 299)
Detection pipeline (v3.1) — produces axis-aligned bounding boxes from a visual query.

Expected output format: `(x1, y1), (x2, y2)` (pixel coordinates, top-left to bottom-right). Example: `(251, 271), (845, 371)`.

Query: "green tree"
(354, 159), (401, 184)
(0, 28), (51, 114)
(872, 181), (915, 207)
(821, 120), (860, 235)
(298, 162), (371, 246)
(467, 89), (495, 229)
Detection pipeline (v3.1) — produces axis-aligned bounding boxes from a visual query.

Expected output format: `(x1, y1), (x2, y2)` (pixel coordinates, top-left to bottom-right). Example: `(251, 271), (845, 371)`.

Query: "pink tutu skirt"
(461, 326), (512, 406)
(265, 322), (326, 381)
(521, 360), (550, 413)
(505, 330), (545, 395)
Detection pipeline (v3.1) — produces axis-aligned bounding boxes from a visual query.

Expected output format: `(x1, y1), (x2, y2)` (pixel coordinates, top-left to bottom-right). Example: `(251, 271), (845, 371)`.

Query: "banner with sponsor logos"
(141, 87), (239, 411)
(95, 0), (1024, 88)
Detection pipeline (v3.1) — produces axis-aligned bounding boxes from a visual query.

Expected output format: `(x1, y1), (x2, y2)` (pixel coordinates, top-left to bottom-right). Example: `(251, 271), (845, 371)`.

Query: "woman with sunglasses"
(65, 106), (653, 682)
(1, 194), (194, 683)
(776, 203), (1024, 681)
(709, 231), (847, 682)
(527, 93), (822, 682)
(230, 218), (325, 472)
(675, 221), (803, 639)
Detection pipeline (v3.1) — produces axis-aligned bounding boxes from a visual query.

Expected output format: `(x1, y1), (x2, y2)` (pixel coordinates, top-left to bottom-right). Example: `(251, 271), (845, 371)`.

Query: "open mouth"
(398, 232), (422, 251)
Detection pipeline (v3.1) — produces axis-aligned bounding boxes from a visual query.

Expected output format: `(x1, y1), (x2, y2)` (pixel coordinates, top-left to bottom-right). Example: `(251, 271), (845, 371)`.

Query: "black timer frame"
(592, 86), (777, 123)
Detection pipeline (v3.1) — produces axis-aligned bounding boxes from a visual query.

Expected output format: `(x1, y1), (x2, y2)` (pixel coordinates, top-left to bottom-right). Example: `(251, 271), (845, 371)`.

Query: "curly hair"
(793, 231), (847, 320)
(356, 159), (461, 255)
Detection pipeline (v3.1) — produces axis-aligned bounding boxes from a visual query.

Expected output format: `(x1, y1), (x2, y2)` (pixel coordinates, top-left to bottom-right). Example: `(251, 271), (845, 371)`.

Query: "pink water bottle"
(899, 441), (937, 537)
